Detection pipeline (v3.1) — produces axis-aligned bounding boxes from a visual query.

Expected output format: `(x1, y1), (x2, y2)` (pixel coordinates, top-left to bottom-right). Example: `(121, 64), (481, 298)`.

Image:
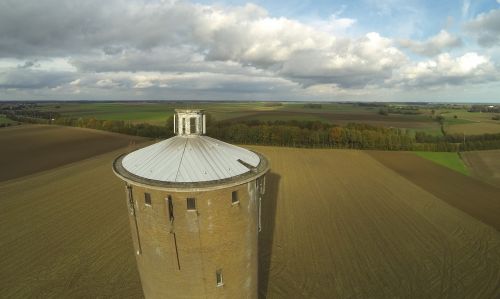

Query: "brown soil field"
(367, 151), (500, 230)
(1, 143), (499, 298)
(0, 149), (143, 298)
(461, 150), (500, 187)
(0, 125), (146, 182)
(252, 147), (500, 298)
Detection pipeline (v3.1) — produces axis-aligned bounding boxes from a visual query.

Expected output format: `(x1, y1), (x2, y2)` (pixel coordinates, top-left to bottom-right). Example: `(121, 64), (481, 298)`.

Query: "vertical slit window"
(231, 191), (239, 205)
(187, 197), (196, 211)
(216, 269), (223, 287)
(258, 196), (262, 232)
(144, 193), (152, 206)
(167, 195), (174, 222)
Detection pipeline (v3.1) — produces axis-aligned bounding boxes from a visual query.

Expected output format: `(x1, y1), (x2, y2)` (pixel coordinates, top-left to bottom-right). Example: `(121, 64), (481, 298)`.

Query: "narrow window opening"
(231, 191), (239, 205)
(126, 185), (135, 215)
(182, 118), (186, 134)
(258, 196), (262, 232)
(144, 193), (152, 206)
(187, 197), (196, 211)
(190, 117), (196, 134)
(167, 195), (174, 222)
(216, 269), (223, 287)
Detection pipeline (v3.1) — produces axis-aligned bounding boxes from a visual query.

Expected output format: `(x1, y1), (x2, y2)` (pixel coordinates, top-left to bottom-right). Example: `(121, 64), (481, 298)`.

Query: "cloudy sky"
(1, 0), (500, 102)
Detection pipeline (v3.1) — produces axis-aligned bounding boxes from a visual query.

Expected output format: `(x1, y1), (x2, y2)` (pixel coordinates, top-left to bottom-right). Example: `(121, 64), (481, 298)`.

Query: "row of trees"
(468, 105), (499, 113)
(4, 111), (500, 152)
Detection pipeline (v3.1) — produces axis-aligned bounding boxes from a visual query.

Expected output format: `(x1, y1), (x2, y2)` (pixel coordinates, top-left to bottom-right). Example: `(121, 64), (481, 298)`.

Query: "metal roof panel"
(121, 135), (260, 183)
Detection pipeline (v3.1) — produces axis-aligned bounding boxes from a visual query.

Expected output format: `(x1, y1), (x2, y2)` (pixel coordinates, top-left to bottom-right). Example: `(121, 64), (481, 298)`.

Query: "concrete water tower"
(113, 109), (269, 298)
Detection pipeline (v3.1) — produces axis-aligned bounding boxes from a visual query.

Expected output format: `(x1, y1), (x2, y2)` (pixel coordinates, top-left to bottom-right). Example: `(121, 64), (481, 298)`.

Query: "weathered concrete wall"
(123, 177), (264, 298)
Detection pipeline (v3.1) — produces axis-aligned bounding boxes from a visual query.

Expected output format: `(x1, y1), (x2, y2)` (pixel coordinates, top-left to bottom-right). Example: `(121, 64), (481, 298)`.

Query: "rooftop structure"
(115, 109), (267, 188)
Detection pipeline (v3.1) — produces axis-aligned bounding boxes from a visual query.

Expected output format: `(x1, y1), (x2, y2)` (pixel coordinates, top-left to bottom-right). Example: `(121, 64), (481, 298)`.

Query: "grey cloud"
(18, 60), (38, 69)
(0, 0), (420, 91)
(0, 69), (76, 89)
(0, 0), (197, 58)
(0, 0), (498, 101)
(398, 30), (462, 56)
(465, 9), (500, 47)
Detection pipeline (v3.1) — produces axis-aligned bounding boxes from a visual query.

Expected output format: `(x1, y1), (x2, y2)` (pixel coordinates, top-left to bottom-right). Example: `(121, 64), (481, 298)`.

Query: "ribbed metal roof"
(121, 135), (261, 183)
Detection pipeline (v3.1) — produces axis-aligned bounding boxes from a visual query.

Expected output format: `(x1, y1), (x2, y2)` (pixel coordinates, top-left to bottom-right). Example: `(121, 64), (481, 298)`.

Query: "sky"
(1, 0), (500, 102)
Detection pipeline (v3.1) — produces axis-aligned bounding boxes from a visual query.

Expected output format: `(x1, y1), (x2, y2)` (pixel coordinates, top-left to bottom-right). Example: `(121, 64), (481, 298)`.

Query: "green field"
(7, 101), (500, 139)
(414, 151), (469, 175)
(38, 102), (288, 124)
(34, 101), (445, 133)
(438, 109), (500, 135)
(0, 114), (18, 126)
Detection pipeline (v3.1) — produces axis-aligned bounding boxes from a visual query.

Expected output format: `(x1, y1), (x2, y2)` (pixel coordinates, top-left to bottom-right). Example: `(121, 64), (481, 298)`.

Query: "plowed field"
(462, 150), (500, 188)
(0, 125), (146, 182)
(367, 151), (500, 230)
(1, 140), (499, 298)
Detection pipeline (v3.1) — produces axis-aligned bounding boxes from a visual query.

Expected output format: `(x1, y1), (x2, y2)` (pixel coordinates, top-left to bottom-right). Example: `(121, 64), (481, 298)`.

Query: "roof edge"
(113, 150), (270, 192)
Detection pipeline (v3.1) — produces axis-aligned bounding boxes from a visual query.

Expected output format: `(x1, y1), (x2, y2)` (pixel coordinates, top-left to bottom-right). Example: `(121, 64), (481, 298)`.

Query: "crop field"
(0, 114), (18, 126)
(0, 149), (143, 298)
(37, 102), (282, 124)
(0, 125), (146, 182)
(414, 151), (469, 175)
(14, 101), (500, 137)
(462, 150), (500, 187)
(1, 129), (499, 298)
(439, 109), (500, 135)
(35, 102), (445, 132)
(368, 151), (500, 230)
(446, 122), (500, 135)
(254, 146), (500, 298)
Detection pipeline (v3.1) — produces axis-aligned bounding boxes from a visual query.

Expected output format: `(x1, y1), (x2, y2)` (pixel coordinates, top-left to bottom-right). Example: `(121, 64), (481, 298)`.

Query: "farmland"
(31, 101), (441, 131)
(462, 150), (500, 187)
(28, 101), (500, 136)
(0, 114), (18, 126)
(0, 125), (146, 182)
(414, 151), (469, 175)
(1, 125), (499, 298)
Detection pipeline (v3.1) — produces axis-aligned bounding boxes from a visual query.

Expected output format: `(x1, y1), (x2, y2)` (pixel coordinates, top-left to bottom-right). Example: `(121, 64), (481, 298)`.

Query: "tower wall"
(123, 177), (266, 298)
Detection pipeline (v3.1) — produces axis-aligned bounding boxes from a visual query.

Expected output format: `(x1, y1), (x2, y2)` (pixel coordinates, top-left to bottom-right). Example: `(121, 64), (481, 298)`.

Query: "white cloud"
(0, 0), (498, 101)
(390, 52), (498, 88)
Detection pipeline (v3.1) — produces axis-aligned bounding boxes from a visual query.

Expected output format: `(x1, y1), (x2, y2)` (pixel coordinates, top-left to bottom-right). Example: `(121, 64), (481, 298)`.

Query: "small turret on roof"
(174, 109), (206, 136)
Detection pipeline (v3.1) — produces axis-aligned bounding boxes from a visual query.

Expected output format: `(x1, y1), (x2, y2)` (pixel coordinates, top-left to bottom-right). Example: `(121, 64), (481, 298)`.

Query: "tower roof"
(121, 135), (261, 183)
(113, 109), (269, 190)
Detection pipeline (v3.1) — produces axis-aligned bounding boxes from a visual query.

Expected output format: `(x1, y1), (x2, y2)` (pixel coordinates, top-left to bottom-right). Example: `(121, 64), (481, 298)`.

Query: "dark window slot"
(187, 197), (196, 211)
(144, 193), (152, 206)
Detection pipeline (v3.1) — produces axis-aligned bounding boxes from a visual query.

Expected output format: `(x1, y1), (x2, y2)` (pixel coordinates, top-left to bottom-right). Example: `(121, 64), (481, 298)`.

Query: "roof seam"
(174, 138), (189, 182)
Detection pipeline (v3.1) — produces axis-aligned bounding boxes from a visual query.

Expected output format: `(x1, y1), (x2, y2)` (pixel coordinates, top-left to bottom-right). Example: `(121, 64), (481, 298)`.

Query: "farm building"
(113, 109), (269, 298)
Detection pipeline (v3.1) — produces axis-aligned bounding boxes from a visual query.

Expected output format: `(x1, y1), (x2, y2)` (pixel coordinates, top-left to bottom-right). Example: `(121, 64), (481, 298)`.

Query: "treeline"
(303, 103), (322, 109)
(468, 105), (499, 113)
(209, 120), (414, 150)
(210, 120), (500, 151)
(5, 111), (500, 152)
(378, 106), (422, 116)
(53, 117), (174, 139)
(3, 110), (60, 122)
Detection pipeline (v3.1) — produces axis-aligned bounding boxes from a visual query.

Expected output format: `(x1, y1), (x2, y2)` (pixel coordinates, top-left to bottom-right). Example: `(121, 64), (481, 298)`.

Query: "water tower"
(113, 109), (269, 298)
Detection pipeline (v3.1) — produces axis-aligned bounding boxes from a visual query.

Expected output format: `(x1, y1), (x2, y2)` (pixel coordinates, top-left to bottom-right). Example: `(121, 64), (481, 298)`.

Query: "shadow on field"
(258, 172), (280, 299)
